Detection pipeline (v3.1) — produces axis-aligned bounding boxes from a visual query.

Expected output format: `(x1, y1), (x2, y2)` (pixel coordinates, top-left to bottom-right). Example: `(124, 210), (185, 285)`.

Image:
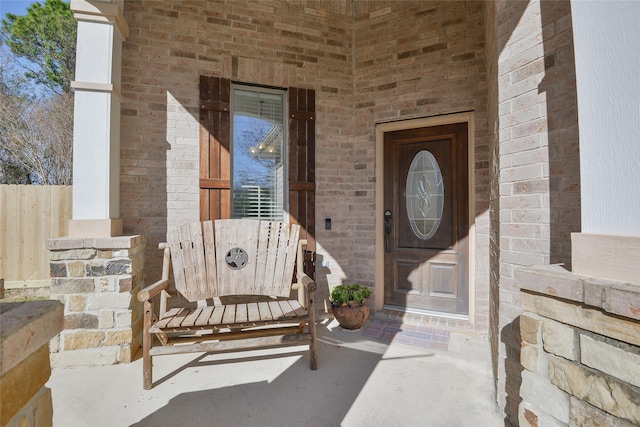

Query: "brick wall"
(493, 0), (580, 421)
(120, 1), (353, 301)
(485, 0), (501, 404)
(352, 1), (489, 329)
(120, 1), (491, 328)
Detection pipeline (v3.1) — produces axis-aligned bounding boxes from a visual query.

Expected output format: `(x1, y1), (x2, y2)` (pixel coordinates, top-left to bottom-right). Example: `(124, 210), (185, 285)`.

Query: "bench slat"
(167, 230), (187, 298)
(154, 307), (182, 330)
(262, 222), (280, 293)
(209, 305), (225, 326)
(183, 307), (203, 327)
(189, 221), (209, 299)
(247, 302), (261, 322)
(271, 224), (289, 294)
(167, 308), (190, 329)
(268, 300), (285, 320)
(254, 221), (271, 295)
(222, 304), (236, 325)
(258, 301), (273, 322)
(280, 225), (300, 297)
(280, 300), (306, 317)
(202, 220), (218, 297)
(195, 306), (214, 327)
(178, 223), (199, 301)
(236, 303), (248, 324)
(156, 308), (180, 328)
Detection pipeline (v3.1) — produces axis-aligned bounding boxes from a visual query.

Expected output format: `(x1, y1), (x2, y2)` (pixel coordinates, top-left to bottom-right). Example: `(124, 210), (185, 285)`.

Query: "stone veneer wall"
(517, 265), (640, 426)
(47, 236), (145, 367)
(1, 301), (63, 427)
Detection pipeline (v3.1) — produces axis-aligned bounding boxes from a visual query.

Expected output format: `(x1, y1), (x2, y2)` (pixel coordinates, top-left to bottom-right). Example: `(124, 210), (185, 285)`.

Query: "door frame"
(375, 112), (476, 322)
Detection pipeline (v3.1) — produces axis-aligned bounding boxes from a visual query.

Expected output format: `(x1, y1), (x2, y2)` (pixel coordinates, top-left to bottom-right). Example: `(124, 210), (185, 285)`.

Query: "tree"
(1, 0), (76, 95)
(0, 0), (76, 185)
(0, 87), (73, 185)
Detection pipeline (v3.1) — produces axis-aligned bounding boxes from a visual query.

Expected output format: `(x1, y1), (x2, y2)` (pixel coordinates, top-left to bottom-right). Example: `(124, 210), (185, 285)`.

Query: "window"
(199, 76), (315, 251)
(231, 85), (286, 220)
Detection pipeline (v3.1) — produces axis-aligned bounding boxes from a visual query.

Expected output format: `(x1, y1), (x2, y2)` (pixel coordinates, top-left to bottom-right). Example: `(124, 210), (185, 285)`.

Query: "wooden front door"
(383, 123), (469, 315)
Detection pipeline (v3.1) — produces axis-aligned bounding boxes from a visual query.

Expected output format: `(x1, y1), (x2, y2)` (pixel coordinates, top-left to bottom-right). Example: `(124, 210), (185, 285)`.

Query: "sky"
(0, 0), (37, 18)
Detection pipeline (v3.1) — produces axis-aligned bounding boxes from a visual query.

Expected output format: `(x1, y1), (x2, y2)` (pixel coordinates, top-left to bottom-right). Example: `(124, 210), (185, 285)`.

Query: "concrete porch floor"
(47, 318), (504, 426)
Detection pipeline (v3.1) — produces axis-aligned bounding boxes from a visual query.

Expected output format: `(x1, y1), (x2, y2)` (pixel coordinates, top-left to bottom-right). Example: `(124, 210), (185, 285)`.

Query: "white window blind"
(231, 86), (286, 221)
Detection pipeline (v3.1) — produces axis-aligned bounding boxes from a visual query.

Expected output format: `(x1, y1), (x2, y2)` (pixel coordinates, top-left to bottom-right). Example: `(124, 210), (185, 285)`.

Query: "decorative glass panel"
(406, 150), (444, 240)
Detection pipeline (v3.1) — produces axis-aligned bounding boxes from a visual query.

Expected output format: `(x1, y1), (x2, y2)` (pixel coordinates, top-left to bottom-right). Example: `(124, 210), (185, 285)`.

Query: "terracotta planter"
(331, 303), (370, 330)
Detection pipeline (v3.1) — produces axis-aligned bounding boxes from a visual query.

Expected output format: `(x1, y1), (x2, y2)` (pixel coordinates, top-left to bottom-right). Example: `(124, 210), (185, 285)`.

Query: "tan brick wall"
(120, 1), (491, 329)
(492, 0), (580, 421)
(111, 0), (598, 421)
(351, 2), (489, 329)
(120, 1), (353, 291)
(484, 0), (504, 417)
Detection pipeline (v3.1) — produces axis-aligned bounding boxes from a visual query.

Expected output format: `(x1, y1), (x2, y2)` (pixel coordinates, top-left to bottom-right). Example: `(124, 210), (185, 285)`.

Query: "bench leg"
(143, 300), (153, 389)
(308, 299), (318, 370)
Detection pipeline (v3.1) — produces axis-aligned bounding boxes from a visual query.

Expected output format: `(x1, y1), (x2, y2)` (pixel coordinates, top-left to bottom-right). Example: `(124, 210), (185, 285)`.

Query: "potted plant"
(330, 284), (372, 330)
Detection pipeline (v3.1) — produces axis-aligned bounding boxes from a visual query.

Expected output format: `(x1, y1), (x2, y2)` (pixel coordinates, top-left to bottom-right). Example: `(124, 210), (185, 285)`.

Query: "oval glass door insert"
(406, 150), (444, 240)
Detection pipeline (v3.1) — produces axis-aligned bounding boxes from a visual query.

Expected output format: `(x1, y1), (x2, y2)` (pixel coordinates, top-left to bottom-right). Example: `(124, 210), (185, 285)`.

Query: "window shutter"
(288, 87), (316, 253)
(199, 76), (231, 220)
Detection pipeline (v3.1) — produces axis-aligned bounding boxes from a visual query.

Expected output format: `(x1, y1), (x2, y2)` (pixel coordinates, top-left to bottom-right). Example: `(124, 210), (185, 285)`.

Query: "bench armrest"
(295, 239), (316, 308)
(137, 278), (170, 302)
(299, 272), (317, 293)
(137, 243), (171, 302)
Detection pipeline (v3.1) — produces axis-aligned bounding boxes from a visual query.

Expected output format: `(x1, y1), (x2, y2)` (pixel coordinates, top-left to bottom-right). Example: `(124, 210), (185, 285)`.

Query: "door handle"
(384, 210), (392, 253)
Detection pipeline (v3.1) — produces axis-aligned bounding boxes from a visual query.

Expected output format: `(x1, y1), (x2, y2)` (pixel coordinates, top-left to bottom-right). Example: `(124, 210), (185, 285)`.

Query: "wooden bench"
(137, 219), (318, 389)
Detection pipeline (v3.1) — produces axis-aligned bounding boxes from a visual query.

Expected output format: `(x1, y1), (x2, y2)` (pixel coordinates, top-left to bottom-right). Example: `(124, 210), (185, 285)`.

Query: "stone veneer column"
(47, 235), (145, 367)
(1, 301), (64, 427)
(516, 266), (640, 426)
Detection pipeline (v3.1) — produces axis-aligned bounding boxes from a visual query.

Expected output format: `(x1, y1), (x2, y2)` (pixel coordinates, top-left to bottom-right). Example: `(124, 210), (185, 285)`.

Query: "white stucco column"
(69, 0), (128, 237)
(571, 1), (640, 236)
(570, 1), (640, 283)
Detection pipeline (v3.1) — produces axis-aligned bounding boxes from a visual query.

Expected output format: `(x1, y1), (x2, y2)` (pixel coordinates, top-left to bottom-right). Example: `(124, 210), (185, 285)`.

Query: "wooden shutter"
(288, 88), (316, 253)
(199, 76), (231, 221)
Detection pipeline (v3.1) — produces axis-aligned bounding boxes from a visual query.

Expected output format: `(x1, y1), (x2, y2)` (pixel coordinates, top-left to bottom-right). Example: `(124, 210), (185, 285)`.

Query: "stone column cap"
(47, 235), (145, 250)
(0, 301), (64, 375)
(517, 264), (640, 322)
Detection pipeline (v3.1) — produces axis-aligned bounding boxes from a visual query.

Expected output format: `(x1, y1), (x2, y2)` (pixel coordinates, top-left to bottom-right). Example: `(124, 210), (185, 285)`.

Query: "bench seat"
(151, 300), (308, 333)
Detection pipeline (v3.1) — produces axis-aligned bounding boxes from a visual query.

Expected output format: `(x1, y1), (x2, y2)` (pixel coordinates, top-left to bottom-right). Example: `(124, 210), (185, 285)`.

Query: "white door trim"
(374, 112), (476, 323)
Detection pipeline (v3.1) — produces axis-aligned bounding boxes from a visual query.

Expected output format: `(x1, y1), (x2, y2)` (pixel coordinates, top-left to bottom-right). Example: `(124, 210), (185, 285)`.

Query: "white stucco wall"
(572, 1), (640, 236)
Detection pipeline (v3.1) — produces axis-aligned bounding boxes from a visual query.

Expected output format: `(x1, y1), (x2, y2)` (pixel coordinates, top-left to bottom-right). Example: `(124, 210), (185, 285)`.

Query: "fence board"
(0, 185), (72, 287)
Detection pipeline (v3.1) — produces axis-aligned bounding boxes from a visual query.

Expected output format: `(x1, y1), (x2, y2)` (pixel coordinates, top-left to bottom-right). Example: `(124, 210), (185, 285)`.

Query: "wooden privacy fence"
(0, 185), (72, 289)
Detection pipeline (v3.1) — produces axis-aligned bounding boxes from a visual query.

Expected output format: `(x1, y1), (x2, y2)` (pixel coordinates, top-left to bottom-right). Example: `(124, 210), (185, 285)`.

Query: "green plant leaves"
(330, 284), (372, 306)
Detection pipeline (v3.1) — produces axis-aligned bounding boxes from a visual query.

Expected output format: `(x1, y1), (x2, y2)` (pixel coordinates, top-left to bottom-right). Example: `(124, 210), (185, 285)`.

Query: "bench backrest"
(167, 219), (301, 302)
